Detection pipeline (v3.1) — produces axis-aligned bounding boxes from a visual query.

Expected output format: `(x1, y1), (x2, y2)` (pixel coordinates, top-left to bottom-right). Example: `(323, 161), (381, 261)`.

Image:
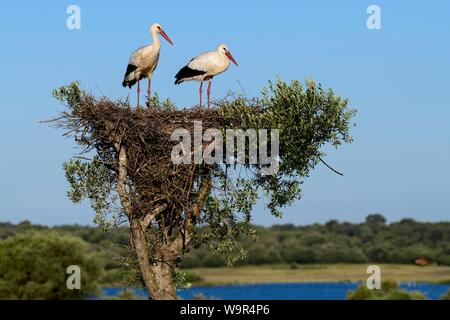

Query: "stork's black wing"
(174, 66), (206, 85)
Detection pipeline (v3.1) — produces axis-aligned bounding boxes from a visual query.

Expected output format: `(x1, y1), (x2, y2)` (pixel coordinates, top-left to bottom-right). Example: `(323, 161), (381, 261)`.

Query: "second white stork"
(174, 44), (238, 111)
(122, 23), (173, 109)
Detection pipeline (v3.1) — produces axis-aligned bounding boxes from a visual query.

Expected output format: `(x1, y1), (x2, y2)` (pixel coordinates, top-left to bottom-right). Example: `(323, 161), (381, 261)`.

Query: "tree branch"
(185, 175), (212, 241)
(192, 176), (212, 218)
(142, 203), (168, 230)
(115, 143), (133, 217)
(172, 174), (212, 252)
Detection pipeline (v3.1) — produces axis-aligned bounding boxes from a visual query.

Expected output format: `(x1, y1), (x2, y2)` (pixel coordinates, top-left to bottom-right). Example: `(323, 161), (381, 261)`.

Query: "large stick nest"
(58, 95), (240, 217)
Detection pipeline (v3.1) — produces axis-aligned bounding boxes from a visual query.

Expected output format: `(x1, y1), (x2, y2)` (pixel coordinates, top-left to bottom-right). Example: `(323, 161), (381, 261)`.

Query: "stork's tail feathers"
(122, 79), (137, 89)
(122, 80), (130, 88)
(123, 64), (138, 88)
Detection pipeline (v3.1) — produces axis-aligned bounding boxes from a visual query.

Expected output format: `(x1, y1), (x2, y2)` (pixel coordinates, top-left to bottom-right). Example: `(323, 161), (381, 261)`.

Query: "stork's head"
(150, 23), (174, 45)
(217, 44), (238, 66)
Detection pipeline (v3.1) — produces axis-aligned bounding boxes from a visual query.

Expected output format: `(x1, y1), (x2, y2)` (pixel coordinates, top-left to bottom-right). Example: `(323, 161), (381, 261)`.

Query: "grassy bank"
(184, 264), (450, 286)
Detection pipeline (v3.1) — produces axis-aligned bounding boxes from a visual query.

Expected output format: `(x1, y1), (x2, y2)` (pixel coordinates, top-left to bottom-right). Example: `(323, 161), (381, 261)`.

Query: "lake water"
(103, 282), (450, 300)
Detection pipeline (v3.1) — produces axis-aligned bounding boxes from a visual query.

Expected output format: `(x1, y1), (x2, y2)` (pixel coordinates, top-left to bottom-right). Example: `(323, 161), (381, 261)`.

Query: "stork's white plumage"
(175, 44), (238, 111)
(123, 23), (173, 109)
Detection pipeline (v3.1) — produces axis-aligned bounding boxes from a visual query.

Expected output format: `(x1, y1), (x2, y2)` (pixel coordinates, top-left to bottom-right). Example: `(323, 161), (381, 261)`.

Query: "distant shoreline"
(182, 264), (450, 287)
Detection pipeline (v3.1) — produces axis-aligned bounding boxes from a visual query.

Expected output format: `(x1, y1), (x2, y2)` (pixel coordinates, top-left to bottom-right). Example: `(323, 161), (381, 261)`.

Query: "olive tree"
(51, 79), (355, 299)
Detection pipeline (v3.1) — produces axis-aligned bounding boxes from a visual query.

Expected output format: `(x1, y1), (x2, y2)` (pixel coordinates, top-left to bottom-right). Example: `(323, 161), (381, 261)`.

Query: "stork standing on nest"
(174, 44), (238, 112)
(122, 23), (174, 109)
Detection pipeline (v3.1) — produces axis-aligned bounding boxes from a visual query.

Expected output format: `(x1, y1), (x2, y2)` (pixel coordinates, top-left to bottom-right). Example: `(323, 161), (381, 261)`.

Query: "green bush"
(0, 232), (102, 300)
(441, 290), (450, 300)
(184, 272), (204, 284)
(347, 280), (427, 300)
(180, 252), (202, 269)
(103, 290), (145, 300)
(438, 255), (450, 266)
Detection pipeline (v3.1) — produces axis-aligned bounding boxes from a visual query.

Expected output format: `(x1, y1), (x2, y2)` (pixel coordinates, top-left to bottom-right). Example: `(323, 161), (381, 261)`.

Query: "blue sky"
(0, 0), (449, 226)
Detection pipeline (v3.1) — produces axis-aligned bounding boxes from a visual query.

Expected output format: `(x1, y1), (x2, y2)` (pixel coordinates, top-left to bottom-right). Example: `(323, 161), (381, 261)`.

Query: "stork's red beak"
(160, 30), (174, 45)
(226, 51), (238, 66)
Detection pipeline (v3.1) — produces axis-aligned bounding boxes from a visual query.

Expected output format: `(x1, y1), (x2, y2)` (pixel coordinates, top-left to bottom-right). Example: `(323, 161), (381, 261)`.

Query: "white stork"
(174, 44), (238, 112)
(122, 23), (173, 109)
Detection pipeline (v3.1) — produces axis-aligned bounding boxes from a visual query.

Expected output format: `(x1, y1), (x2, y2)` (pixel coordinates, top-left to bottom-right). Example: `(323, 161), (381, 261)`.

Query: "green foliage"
(221, 79), (356, 217)
(172, 270), (204, 289)
(103, 290), (145, 300)
(182, 215), (450, 267)
(200, 178), (257, 266)
(0, 232), (102, 300)
(348, 280), (427, 300)
(147, 92), (176, 110)
(366, 213), (387, 225)
(3, 216), (450, 270)
(183, 272), (204, 284)
(192, 293), (218, 300)
(54, 82), (120, 232)
(52, 81), (85, 106)
(441, 290), (450, 300)
(191, 78), (356, 264)
(63, 157), (117, 231)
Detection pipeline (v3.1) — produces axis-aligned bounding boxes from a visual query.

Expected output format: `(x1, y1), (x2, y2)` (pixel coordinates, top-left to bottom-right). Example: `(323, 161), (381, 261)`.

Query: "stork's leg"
(147, 78), (152, 110)
(199, 81), (203, 113)
(137, 80), (141, 110)
(207, 80), (212, 112)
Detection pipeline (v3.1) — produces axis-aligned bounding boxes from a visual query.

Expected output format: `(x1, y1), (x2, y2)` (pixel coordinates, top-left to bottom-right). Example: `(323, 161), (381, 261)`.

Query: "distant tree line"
(183, 214), (450, 268)
(1, 214), (450, 271)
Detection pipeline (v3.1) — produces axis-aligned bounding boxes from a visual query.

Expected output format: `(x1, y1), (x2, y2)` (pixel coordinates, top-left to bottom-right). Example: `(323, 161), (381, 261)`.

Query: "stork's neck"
(151, 30), (161, 48)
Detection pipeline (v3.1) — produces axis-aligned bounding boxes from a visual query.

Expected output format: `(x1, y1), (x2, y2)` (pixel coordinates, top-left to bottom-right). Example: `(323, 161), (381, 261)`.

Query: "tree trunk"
(149, 260), (177, 300)
(130, 218), (177, 300)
